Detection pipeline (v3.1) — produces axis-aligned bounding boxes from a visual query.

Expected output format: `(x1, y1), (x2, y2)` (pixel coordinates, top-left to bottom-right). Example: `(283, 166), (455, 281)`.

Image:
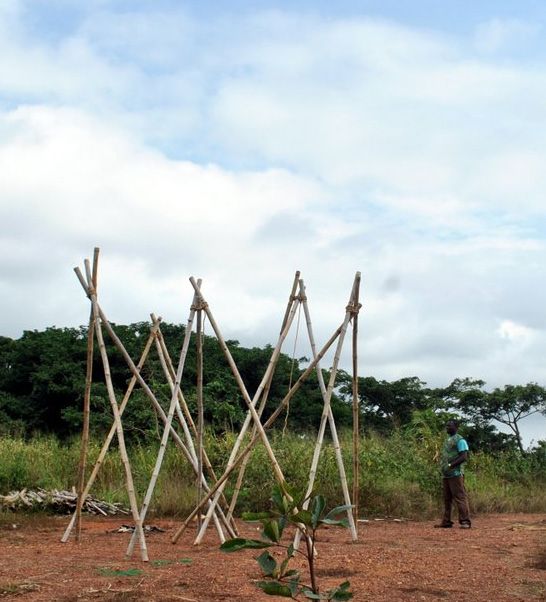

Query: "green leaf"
(288, 576), (301, 597)
(320, 518), (349, 528)
(328, 581), (353, 601)
(279, 515), (288, 536)
(292, 509), (313, 526)
(279, 555), (298, 579)
(271, 485), (286, 513)
(302, 588), (323, 599)
(324, 504), (352, 520)
(262, 519), (281, 543)
(220, 538), (272, 552)
(286, 543), (295, 558)
(256, 551), (277, 577)
(178, 558), (193, 565)
(257, 581), (294, 597)
(311, 495), (326, 527)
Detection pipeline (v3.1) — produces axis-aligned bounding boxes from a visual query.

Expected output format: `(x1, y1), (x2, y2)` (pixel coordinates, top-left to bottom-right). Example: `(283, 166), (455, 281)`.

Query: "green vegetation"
(1, 431), (544, 517)
(221, 485), (353, 600)
(0, 323), (545, 518)
(0, 324), (351, 439)
(97, 567), (143, 577)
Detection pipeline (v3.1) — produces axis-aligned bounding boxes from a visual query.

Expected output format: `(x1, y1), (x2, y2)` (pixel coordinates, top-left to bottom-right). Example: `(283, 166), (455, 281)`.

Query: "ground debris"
(0, 488), (129, 516)
(110, 524), (166, 533)
(0, 580), (40, 597)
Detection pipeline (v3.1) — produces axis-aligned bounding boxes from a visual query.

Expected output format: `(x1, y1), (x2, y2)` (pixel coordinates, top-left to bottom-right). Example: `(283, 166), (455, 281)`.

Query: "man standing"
(435, 419), (471, 529)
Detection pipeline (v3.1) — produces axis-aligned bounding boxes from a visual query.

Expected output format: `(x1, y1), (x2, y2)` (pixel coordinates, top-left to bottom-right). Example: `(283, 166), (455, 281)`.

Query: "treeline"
(0, 324), (545, 455)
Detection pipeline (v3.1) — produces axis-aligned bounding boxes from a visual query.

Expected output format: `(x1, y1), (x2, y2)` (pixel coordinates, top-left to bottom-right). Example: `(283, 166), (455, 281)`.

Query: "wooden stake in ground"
(75, 247), (99, 542)
(151, 314), (236, 537)
(62, 318), (160, 543)
(172, 320), (345, 544)
(74, 264), (149, 562)
(196, 303), (204, 531)
(71, 288), (231, 552)
(125, 287), (232, 558)
(293, 275), (360, 549)
(226, 272), (301, 522)
(352, 273), (361, 526)
(186, 275), (302, 545)
(189, 277), (290, 544)
(79, 295), (236, 543)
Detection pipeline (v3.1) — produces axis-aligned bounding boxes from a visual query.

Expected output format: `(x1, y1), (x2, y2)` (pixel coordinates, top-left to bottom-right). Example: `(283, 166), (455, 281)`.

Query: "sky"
(1, 1), (545, 445)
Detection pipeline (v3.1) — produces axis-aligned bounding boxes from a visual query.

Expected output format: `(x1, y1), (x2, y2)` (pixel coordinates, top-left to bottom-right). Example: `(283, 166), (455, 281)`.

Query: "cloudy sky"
(1, 1), (545, 443)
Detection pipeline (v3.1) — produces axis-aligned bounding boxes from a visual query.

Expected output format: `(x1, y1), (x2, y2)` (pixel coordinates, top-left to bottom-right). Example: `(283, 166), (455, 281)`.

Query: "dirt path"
(1, 513), (544, 601)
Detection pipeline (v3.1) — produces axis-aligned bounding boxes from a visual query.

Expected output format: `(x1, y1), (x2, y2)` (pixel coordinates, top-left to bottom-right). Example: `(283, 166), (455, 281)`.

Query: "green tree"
(339, 373), (431, 433)
(456, 382), (546, 454)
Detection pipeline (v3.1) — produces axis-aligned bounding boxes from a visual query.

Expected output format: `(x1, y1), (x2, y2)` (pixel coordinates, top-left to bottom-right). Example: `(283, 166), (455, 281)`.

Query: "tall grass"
(0, 431), (545, 519)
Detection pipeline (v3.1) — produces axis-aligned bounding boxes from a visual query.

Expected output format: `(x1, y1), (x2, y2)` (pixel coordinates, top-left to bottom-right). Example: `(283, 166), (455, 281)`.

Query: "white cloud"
(1, 4), (546, 419)
(497, 320), (534, 342)
(0, 104), (331, 336)
(474, 18), (541, 54)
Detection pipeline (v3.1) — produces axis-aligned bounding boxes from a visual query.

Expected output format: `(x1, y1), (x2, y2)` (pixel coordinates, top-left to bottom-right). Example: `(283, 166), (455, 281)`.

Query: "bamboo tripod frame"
(64, 252), (237, 558)
(65, 248), (362, 559)
(171, 272), (362, 545)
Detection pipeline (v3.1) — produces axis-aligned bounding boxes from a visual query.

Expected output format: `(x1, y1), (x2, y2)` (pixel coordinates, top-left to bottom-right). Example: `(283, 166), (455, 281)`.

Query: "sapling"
(220, 485), (353, 601)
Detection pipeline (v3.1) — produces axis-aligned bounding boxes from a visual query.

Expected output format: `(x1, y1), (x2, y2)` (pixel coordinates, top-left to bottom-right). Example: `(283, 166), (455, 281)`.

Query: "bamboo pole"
(226, 273), (301, 521)
(352, 273), (361, 525)
(172, 321), (343, 544)
(125, 290), (228, 557)
(62, 319), (159, 543)
(155, 325), (218, 481)
(80, 302), (232, 545)
(152, 321), (236, 536)
(151, 327), (235, 541)
(74, 247), (99, 541)
(87, 300), (198, 454)
(293, 277), (359, 548)
(189, 276), (301, 545)
(126, 301), (198, 556)
(72, 274), (221, 545)
(75, 266), (148, 561)
(68, 266), (234, 549)
(152, 299), (236, 532)
(196, 305), (204, 531)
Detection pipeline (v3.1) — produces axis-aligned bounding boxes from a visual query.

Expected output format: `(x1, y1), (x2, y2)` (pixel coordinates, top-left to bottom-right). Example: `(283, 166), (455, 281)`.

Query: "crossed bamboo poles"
(63, 249), (362, 559)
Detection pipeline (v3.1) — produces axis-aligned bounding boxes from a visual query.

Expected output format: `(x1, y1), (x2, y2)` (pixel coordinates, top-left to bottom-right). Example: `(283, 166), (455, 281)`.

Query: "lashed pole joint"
(346, 302), (362, 316)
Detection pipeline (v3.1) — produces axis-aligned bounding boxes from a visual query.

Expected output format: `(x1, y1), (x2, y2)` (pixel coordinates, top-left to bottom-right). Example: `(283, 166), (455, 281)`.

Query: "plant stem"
(304, 530), (318, 595)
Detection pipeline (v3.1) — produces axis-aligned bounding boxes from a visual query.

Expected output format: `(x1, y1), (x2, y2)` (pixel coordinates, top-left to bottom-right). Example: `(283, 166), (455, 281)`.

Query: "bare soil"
(0, 513), (545, 601)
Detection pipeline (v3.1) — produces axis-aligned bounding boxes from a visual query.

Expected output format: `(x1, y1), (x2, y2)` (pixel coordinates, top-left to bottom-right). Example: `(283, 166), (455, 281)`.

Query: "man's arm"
(448, 451), (468, 469)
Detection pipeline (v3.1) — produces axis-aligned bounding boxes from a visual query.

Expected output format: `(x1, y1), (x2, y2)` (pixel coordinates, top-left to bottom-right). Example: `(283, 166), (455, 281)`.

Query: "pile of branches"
(0, 488), (129, 516)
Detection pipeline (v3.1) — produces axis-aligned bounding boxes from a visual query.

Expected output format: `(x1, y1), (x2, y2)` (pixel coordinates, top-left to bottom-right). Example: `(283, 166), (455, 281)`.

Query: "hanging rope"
(282, 301), (302, 437)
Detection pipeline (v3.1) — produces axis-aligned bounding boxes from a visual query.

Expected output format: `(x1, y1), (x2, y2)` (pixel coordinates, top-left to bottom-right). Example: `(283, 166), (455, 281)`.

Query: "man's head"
(446, 419), (459, 435)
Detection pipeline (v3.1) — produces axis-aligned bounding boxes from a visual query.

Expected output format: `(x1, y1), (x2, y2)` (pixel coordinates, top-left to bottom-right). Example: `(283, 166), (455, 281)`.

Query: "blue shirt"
(441, 434), (469, 478)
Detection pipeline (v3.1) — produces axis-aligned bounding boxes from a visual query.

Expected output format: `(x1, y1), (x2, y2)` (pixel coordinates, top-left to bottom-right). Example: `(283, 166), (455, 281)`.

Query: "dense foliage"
(1, 432), (545, 517)
(0, 324), (545, 455)
(0, 324), (351, 440)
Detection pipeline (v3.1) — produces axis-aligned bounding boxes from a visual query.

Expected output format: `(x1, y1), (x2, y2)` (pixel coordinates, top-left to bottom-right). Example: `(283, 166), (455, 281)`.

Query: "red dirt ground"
(1, 514), (545, 601)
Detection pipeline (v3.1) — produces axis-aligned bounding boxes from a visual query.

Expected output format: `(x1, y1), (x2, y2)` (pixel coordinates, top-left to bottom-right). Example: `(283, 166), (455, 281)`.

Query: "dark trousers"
(442, 476), (471, 525)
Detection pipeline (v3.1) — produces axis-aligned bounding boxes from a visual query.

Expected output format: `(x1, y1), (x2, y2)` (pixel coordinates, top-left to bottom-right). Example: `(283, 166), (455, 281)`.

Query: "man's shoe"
(459, 523), (471, 529)
(434, 523), (453, 528)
